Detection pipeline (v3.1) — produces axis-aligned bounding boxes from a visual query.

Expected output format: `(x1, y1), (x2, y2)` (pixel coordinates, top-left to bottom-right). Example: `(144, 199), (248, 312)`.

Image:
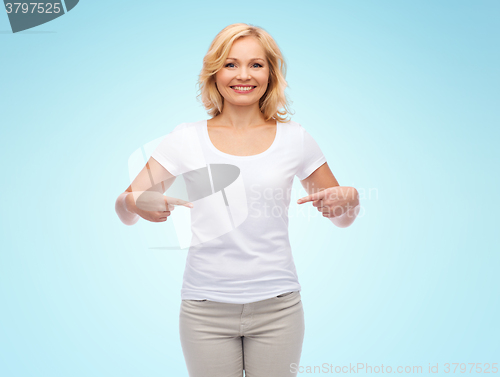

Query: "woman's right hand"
(125, 190), (193, 223)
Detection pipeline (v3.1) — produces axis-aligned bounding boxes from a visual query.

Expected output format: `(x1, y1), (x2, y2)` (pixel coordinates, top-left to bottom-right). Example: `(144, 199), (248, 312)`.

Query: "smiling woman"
(115, 22), (360, 377)
(197, 23), (291, 121)
(212, 36), (271, 116)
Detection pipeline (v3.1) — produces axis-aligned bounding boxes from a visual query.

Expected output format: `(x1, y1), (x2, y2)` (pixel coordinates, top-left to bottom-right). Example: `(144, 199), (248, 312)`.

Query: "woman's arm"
(298, 162), (360, 228)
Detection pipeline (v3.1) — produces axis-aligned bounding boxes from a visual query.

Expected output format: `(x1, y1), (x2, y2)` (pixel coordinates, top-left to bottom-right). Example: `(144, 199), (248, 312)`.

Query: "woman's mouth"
(230, 86), (256, 93)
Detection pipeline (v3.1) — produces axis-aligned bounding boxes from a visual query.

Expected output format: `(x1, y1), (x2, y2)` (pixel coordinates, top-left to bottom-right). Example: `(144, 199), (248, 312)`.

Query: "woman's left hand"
(297, 186), (359, 218)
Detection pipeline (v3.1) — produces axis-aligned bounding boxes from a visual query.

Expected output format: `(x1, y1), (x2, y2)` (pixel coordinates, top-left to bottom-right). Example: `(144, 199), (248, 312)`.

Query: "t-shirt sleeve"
(150, 123), (187, 176)
(295, 125), (327, 180)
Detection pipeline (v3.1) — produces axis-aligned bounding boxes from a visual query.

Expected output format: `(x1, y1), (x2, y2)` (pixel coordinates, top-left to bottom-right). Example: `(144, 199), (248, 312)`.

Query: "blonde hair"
(196, 23), (293, 123)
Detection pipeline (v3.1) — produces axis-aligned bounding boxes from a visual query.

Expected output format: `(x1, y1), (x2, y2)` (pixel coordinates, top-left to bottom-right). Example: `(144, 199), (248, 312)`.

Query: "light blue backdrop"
(1, 1), (498, 376)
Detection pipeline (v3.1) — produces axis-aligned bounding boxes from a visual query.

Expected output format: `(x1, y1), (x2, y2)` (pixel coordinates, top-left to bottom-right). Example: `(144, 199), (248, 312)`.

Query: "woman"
(115, 23), (360, 377)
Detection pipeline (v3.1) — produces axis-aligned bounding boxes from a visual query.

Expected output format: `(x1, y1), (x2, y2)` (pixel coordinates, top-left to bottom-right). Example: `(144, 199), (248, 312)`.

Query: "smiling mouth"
(230, 86), (257, 91)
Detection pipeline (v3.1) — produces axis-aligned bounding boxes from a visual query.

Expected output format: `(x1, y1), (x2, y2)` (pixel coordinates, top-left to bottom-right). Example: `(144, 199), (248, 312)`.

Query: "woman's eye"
(225, 63), (262, 68)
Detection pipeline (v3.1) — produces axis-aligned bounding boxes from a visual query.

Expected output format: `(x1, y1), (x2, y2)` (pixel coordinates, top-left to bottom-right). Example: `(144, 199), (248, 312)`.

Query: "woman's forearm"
(115, 192), (140, 226)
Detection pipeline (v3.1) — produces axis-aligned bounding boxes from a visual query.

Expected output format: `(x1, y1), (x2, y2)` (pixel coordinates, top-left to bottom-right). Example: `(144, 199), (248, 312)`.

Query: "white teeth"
(232, 86), (254, 91)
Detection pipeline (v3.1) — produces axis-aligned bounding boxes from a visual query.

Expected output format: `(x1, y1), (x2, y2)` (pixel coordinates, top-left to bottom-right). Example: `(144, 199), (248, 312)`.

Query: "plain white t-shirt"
(151, 119), (327, 304)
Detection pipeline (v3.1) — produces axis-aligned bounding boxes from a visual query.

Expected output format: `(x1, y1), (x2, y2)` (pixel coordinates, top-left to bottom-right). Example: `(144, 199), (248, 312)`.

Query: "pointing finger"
(297, 190), (327, 204)
(165, 195), (194, 208)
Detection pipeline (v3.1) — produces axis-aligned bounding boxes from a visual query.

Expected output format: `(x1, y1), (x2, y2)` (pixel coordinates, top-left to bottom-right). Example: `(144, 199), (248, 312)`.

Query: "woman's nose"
(237, 67), (251, 80)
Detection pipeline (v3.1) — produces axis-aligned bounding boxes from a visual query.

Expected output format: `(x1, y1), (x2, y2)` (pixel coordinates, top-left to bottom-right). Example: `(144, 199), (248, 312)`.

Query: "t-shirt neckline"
(203, 119), (281, 160)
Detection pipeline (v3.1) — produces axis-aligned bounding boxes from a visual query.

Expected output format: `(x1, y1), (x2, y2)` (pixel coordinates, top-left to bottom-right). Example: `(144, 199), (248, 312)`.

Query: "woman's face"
(214, 36), (270, 109)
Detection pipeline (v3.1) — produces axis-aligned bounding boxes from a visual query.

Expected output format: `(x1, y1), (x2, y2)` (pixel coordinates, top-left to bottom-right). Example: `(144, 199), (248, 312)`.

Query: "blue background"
(1, 0), (498, 376)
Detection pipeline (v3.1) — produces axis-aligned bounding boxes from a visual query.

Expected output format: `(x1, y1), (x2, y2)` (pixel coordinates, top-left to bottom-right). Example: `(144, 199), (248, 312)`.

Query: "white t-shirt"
(151, 119), (327, 304)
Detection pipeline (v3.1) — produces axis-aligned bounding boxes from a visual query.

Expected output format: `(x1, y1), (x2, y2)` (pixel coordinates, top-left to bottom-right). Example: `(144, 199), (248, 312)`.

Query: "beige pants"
(179, 290), (305, 377)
